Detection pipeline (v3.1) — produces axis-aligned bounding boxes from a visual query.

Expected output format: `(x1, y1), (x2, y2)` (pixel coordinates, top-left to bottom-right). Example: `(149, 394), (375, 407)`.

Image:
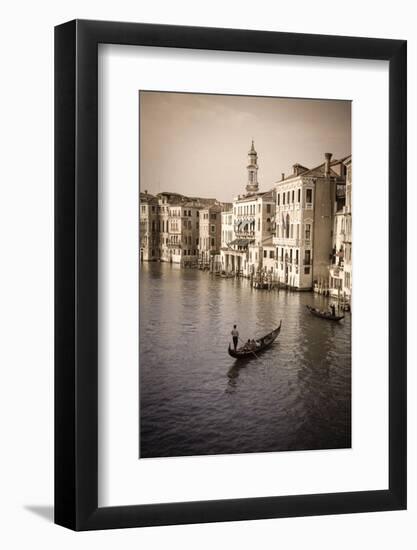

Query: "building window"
(345, 272), (350, 288)
(287, 191), (290, 203)
(283, 193), (285, 205)
(269, 250), (274, 259)
(263, 250), (267, 258)
(258, 219), (260, 230)
(285, 214), (290, 239)
(292, 190), (294, 203)
(211, 225), (215, 233)
(295, 250), (299, 264)
(277, 193), (280, 206)
(267, 204), (271, 213)
(298, 189), (301, 202)
(306, 189), (313, 204)
(304, 266), (310, 274)
(196, 211), (199, 217)
(304, 250), (311, 265)
(305, 223), (311, 241)
(290, 224), (293, 238)
(211, 238), (215, 246)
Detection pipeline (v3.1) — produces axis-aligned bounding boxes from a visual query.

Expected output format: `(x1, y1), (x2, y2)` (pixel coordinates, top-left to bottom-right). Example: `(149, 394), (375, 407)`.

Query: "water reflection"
(140, 262), (351, 458)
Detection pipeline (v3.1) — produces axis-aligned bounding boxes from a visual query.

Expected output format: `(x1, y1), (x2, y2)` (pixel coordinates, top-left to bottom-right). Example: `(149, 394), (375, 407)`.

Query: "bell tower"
(246, 140), (259, 195)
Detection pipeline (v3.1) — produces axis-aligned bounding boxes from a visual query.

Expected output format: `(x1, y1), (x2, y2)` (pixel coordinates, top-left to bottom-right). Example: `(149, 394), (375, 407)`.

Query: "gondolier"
(228, 321), (282, 359)
(231, 325), (239, 352)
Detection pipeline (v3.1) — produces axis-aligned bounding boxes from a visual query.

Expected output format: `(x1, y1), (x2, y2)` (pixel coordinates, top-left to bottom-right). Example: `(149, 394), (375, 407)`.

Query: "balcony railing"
(235, 230), (255, 238)
(273, 237), (301, 247)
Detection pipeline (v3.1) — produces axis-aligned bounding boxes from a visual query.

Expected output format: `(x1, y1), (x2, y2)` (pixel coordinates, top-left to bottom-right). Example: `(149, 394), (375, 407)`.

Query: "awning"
(229, 238), (255, 247)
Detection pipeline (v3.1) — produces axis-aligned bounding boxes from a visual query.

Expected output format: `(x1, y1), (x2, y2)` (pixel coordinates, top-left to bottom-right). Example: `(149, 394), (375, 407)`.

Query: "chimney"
(324, 153), (332, 177)
(144, 189), (148, 194)
(281, 173), (285, 181)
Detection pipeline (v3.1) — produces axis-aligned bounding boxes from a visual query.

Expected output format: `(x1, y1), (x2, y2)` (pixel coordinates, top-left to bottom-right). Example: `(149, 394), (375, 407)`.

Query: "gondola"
(228, 321), (282, 359)
(306, 305), (344, 321)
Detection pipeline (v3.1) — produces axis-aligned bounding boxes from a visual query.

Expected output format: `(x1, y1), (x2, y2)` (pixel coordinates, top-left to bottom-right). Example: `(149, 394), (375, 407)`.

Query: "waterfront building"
(273, 153), (348, 290)
(328, 155), (352, 302)
(221, 209), (234, 249)
(198, 204), (222, 269)
(157, 192), (184, 263)
(220, 141), (276, 276)
(140, 190), (226, 266)
(139, 191), (159, 261)
(159, 193), (204, 265)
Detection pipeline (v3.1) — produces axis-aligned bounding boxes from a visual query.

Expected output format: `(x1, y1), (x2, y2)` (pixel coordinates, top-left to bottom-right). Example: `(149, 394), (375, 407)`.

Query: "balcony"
(236, 230), (255, 238)
(329, 265), (343, 278)
(273, 236), (301, 247)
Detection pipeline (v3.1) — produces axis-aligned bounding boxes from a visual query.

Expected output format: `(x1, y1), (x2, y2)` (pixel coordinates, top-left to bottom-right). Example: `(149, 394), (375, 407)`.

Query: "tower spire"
(246, 140), (259, 195)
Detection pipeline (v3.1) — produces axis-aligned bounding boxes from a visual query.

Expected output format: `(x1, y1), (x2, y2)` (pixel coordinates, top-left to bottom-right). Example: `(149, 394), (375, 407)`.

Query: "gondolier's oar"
(238, 336), (259, 360)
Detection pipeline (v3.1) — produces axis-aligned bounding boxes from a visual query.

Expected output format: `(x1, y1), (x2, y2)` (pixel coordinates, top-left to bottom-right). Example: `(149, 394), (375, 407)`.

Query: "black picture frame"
(55, 19), (407, 531)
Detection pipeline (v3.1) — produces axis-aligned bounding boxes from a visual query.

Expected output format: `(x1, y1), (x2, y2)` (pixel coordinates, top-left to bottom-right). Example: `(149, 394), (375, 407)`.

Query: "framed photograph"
(55, 20), (406, 530)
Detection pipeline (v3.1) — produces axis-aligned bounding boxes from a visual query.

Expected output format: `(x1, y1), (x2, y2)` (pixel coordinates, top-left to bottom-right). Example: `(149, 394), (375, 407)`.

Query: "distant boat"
(216, 271), (234, 278)
(228, 321), (282, 359)
(252, 281), (269, 289)
(306, 305), (344, 321)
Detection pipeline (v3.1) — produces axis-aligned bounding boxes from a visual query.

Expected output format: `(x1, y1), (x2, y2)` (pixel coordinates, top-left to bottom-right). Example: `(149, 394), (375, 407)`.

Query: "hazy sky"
(140, 92), (351, 203)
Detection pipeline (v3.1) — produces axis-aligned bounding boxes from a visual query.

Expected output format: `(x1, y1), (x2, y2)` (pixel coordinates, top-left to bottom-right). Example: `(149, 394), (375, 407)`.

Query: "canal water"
(140, 262), (351, 458)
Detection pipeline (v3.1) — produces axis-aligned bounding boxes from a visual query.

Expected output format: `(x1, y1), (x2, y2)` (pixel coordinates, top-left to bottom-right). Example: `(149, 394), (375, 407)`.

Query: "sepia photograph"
(139, 91), (352, 459)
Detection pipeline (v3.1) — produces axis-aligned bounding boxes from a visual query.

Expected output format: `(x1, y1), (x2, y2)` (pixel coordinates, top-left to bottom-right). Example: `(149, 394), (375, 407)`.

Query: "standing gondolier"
(231, 325), (239, 352)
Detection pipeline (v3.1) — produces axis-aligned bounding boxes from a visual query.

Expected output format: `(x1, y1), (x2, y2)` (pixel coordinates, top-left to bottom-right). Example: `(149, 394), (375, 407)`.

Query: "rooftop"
(235, 189), (275, 202)
(276, 157), (348, 184)
(140, 191), (157, 202)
